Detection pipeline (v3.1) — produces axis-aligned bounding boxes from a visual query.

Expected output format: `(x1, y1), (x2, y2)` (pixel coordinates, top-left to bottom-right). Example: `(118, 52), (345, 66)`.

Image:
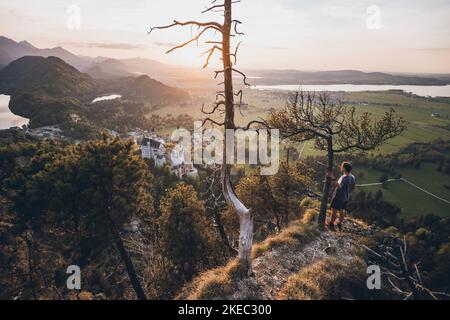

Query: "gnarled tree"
(149, 0), (256, 275)
(267, 91), (406, 228)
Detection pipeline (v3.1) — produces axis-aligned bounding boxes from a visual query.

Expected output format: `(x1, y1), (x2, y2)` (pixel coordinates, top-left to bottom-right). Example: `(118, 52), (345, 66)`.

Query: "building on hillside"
(141, 137), (166, 167)
(107, 129), (120, 138)
(132, 129), (198, 178)
(171, 163), (198, 179)
(27, 125), (64, 139)
(128, 130), (145, 144)
(69, 113), (81, 123)
(169, 144), (198, 179)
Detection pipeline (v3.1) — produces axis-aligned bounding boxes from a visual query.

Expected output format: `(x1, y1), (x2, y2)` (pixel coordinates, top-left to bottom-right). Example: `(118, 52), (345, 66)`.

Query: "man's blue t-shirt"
(333, 174), (356, 203)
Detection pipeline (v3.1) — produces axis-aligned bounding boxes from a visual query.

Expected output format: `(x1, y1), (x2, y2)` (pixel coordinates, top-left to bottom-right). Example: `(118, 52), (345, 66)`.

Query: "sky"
(0, 0), (449, 73)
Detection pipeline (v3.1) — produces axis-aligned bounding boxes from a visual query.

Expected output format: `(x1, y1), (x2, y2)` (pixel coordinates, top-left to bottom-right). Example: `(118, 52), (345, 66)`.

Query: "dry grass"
(252, 220), (319, 259)
(301, 208), (319, 225)
(176, 259), (241, 300)
(176, 209), (376, 301)
(277, 256), (367, 300)
(178, 213), (321, 300)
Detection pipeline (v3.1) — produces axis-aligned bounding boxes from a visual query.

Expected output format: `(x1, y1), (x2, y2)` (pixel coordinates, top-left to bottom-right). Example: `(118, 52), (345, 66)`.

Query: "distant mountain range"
(0, 36), (186, 83)
(1, 35), (450, 87)
(0, 36), (91, 70)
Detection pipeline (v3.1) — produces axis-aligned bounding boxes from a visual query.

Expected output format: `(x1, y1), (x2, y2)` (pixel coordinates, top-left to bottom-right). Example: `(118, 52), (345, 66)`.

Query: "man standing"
(327, 162), (356, 232)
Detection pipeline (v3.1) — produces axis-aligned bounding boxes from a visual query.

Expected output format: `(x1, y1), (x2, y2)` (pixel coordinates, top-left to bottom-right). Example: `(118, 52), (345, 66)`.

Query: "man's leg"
(337, 210), (345, 231)
(339, 210), (345, 224)
(330, 208), (337, 225)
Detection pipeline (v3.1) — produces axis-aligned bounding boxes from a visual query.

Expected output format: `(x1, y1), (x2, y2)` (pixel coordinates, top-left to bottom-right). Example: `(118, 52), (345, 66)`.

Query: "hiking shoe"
(329, 223), (337, 232)
(336, 223), (343, 232)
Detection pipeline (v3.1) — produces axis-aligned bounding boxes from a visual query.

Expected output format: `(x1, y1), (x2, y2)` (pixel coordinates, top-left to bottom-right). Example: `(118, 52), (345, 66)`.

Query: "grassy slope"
(176, 210), (387, 300)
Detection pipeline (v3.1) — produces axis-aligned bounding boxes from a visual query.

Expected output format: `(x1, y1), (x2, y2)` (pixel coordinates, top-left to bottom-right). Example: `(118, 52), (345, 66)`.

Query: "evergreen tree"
(158, 183), (214, 282)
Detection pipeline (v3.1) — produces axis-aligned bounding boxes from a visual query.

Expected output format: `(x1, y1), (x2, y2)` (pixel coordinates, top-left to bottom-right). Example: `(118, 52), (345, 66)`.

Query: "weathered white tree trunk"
(221, 0), (253, 275)
(222, 165), (253, 274)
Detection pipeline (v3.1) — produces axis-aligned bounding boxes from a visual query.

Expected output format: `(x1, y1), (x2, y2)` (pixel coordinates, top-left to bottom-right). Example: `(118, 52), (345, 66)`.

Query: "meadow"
(355, 163), (450, 219)
(149, 88), (450, 153)
(148, 88), (450, 219)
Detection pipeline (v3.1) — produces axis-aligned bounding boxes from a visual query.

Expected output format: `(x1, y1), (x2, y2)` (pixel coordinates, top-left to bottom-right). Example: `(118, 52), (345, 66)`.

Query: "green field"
(255, 90), (450, 156)
(149, 89), (450, 219)
(150, 89), (450, 155)
(355, 163), (450, 219)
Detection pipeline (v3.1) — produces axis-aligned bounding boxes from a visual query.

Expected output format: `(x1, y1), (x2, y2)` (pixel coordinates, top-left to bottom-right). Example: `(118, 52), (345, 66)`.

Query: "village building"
(128, 129), (199, 179)
(168, 140), (199, 179)
(69, 113), (81, 123)
(141, 137), (166, 167)
(27, 125), (64, 139)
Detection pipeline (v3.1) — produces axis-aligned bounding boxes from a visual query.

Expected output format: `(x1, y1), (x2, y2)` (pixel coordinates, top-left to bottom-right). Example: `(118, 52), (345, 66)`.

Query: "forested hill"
(98, 75), (191, 104)
(0, 56), (96, 99)
(0, 55), (191, 104)
(0, 56), (190, 134)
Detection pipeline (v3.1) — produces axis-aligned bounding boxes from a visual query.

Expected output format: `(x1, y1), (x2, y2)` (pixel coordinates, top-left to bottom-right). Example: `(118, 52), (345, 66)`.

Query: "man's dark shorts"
(330, 197), (348, 210)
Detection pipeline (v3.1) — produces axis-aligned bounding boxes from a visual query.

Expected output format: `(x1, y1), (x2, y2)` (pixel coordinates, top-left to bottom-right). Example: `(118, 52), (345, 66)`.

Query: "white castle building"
(141, 137), (167, 168)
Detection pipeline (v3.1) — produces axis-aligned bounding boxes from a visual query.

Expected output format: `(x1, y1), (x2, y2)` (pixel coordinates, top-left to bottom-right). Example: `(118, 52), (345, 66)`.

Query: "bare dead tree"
(202, 167), (237, 255)
(267, 91), (406, 229)
(363, 233), (450, 300)
(149, 0), (259, 275)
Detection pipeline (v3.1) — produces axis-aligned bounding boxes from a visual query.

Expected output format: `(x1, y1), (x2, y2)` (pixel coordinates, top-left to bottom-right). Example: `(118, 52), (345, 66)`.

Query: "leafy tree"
(267, 91), (406, 228)
(233, 161), (312, 240)
(234, 175), (276, 240)
(268, 161), (312, 227)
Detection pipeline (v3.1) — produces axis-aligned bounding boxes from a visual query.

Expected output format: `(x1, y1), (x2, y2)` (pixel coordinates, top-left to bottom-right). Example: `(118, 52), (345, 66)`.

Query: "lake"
(0, 94), (29, 130)
(252, 84), (450, 98)
(92, 94), (122, 103)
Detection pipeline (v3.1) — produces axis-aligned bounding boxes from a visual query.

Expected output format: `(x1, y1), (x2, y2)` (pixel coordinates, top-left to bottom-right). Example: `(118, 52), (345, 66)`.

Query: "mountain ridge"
(2, 35), (450, 86)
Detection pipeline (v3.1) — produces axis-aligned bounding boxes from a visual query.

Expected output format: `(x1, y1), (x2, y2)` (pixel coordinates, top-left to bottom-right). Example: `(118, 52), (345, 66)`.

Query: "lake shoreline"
(0, 94), (29, 130)
(251, 84), (450, 98)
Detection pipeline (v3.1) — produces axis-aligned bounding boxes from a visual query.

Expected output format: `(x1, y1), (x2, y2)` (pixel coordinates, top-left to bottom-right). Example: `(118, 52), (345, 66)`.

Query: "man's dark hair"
(341, 161), (352, 173)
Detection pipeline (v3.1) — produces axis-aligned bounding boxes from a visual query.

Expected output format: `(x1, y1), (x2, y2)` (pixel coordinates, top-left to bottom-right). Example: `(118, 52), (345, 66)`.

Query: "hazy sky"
(0, 0), (449, 73)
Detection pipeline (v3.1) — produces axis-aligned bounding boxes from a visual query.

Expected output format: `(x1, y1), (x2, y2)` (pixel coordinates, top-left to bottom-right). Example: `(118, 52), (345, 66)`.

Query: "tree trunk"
(221, 0), (253, 276)
(214, 210), (237, 255)
(108, 217), (147, 300)
(318, 139), (334, 228)
(25, 233), (37, 300)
